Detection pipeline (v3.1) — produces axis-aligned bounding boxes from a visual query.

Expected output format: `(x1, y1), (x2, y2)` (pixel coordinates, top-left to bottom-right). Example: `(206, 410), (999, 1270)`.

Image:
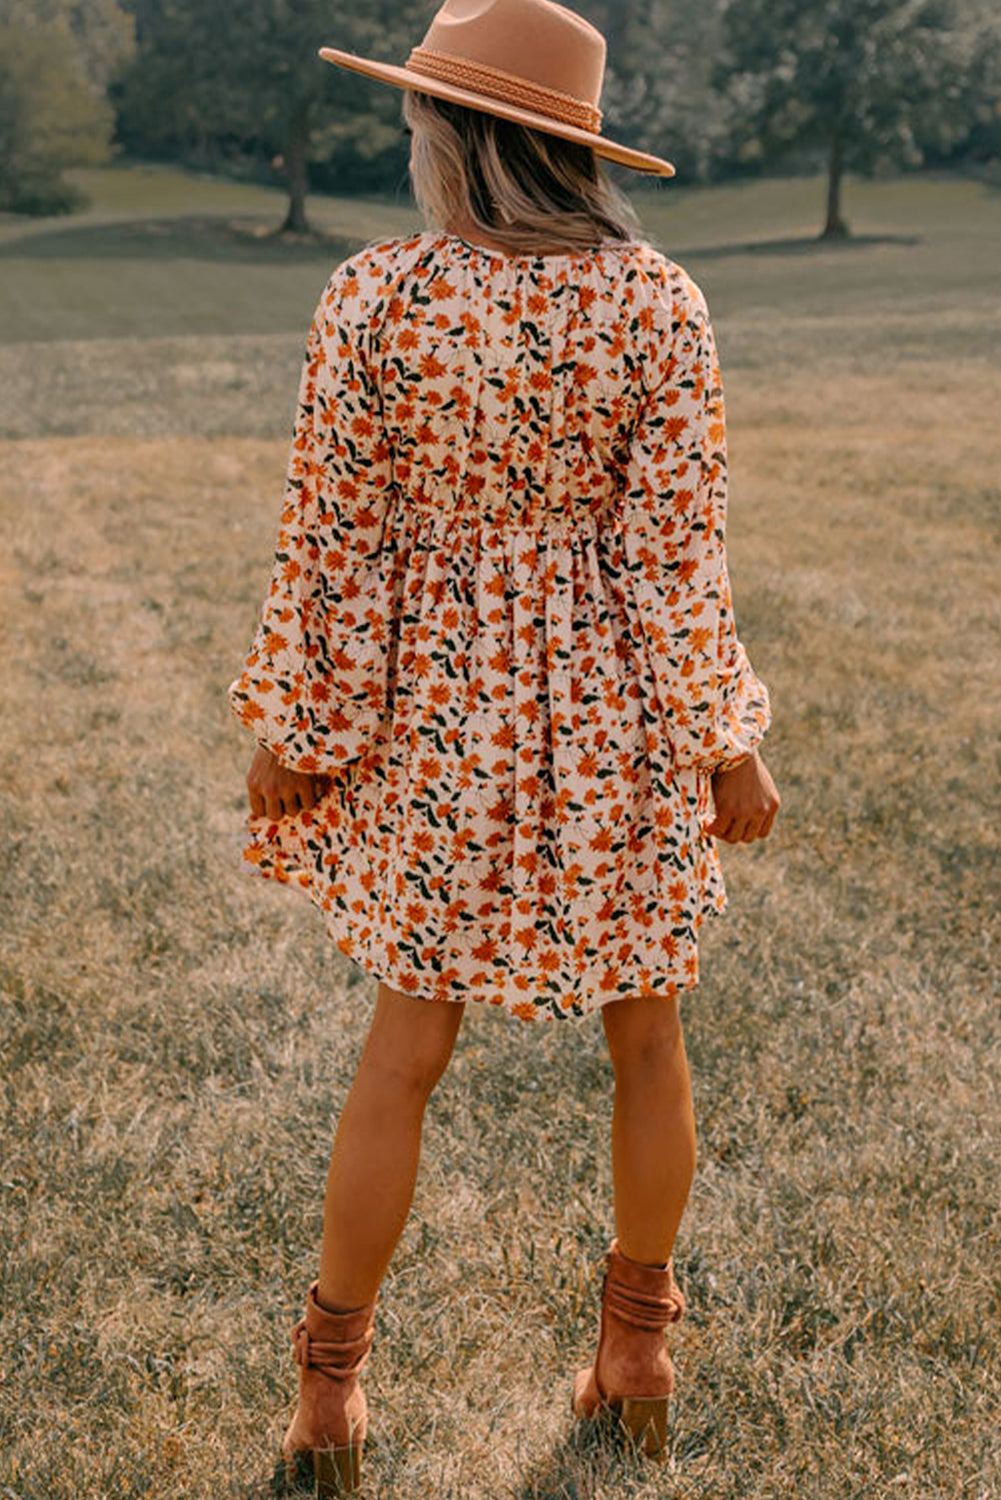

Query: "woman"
(227, 0), (780, 1488)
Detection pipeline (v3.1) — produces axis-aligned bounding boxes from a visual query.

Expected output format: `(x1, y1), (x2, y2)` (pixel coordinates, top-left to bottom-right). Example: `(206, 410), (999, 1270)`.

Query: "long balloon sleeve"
(618, 266), (772, 776)
(227, 262), (395, 772)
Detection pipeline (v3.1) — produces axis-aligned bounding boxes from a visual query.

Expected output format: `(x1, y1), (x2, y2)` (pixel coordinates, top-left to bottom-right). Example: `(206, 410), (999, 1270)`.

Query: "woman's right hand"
(705, 750), (780, 844)
(246, 745), (330, 820)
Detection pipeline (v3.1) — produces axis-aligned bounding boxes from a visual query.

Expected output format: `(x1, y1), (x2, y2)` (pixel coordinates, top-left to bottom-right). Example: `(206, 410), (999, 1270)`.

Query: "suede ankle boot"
(571, 1237), (686, 1460)
(280, 1280), (377, 1496)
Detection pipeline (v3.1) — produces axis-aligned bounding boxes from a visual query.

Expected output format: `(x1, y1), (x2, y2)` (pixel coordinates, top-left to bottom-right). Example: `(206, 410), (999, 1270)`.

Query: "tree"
(0, 1), (134, 213)
(711, 0), (990, 237)
(116, 0), (430, 234)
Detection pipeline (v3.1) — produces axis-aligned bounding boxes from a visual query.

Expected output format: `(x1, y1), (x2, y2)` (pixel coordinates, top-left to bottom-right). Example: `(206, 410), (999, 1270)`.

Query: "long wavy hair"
(402, 89), (646, 256)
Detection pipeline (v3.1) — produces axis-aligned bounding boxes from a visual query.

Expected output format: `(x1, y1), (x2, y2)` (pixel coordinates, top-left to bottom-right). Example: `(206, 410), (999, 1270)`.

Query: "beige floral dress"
(226, 230), (772, 1023)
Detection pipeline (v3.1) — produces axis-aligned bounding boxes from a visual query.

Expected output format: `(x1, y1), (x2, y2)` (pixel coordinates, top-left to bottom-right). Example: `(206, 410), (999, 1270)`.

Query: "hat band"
(406, 45), (603, 135)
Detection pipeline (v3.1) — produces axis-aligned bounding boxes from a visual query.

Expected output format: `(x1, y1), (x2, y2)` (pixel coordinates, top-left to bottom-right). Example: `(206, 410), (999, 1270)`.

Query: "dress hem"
(237, 818), (728, 1024)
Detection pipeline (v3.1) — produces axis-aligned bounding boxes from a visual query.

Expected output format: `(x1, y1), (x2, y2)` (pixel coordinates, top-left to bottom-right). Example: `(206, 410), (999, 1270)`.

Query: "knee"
(360, 987), (463, 1097)
(362, 1044), (451, 1099)
(603, 995), (684, 1075)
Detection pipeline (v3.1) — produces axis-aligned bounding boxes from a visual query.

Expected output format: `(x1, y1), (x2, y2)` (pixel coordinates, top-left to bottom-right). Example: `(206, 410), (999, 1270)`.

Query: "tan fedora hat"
(318, 0), (676, 178)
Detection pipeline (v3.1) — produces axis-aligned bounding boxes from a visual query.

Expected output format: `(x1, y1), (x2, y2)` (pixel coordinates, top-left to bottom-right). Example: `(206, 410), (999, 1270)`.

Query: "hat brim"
(317, 47), (675, 178)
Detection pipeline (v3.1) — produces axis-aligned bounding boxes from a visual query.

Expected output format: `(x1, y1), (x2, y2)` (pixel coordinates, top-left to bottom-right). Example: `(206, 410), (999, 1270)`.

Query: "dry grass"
(2, 174), (1001, 1498)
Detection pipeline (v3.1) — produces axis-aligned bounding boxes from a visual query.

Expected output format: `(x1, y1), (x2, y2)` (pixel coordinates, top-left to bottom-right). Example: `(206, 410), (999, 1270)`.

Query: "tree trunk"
(281, 98), (311, 235)
(822, 126), (850, 238)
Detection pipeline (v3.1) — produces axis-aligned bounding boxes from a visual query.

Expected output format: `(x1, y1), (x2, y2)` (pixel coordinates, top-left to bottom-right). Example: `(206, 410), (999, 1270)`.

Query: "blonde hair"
(402, 89), (646, 256)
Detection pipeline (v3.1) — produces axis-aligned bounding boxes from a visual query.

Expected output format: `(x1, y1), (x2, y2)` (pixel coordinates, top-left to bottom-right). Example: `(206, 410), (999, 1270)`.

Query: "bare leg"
(316, 981), (466, 1310)
(600, 993), (697, 1265)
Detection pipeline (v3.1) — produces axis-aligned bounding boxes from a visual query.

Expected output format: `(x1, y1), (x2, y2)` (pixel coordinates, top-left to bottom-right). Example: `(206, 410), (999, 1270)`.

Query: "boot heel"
(314, 1442), (363, 1495)
(617, 1395), (668, 1459)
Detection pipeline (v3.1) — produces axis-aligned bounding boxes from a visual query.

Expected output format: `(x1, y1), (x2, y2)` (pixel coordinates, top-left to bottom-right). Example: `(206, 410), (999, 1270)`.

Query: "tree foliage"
(0, 0), (135, 213)
(574, 0), (732, 181)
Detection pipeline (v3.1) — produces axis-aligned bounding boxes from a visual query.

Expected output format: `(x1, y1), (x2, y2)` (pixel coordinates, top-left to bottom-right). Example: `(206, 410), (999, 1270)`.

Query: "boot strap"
(291, 1319), (375, 1380)
(605, 1273), (686, 1329)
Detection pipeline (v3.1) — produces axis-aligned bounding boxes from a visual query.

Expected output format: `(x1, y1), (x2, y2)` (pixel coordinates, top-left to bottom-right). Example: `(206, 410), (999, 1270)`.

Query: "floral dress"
(226, 229), (772, 1023)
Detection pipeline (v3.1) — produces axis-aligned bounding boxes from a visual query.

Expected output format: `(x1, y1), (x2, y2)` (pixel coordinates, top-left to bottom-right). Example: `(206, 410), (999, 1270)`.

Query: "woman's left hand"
(246, 746), (329, 820)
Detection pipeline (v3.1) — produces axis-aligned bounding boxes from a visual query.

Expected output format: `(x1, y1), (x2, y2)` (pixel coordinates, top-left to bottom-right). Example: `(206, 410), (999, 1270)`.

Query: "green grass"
(1, 161), (999, 1498)
(1, 159), (998, 343)
(0, 159), (420, 343)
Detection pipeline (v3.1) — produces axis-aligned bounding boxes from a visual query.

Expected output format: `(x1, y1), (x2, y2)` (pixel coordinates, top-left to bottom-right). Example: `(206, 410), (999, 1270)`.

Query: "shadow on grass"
(234, 1407), (695, 1499)
(510, 1406), (697, 1500)
(0, 215), (364, 264)
(682, 231), (922, 259)
(2, 215), (923, 266)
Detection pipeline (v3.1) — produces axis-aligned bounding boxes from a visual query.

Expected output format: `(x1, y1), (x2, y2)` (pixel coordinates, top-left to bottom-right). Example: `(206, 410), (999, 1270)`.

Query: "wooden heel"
(313, 1442), (363, 1496)
(616, 1395), (668, 1459)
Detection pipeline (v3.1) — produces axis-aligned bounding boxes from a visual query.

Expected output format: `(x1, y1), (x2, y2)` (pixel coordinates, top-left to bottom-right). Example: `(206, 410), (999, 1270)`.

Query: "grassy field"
(1, 161), (999, 1499)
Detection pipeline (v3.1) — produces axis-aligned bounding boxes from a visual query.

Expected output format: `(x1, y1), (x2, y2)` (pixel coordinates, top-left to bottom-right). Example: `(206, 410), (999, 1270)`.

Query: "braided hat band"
(406, 45), (603, 135)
